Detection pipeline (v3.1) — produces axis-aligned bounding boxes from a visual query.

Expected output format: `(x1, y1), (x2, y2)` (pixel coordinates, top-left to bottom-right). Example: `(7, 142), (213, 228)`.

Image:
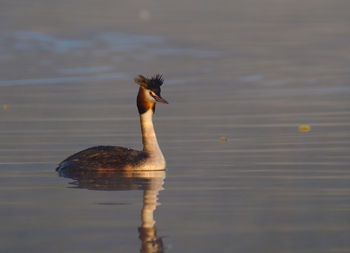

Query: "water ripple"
(0, 73), (128, 86)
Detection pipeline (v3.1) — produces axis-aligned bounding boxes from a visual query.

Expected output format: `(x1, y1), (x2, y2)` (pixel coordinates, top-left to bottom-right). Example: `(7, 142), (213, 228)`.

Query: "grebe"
(56, 74), (168, 172)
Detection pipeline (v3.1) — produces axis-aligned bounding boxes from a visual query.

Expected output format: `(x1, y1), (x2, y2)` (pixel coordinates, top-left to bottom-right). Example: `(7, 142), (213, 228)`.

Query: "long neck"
(140, 110), (162, 155)
(137, 87), (163, 157)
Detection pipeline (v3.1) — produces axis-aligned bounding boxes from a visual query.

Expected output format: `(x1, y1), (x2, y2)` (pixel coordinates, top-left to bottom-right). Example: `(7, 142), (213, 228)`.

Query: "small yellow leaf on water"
(220, 137), (228, 142)
(299, 125), (311, 132)
(2, 104), (9, 110)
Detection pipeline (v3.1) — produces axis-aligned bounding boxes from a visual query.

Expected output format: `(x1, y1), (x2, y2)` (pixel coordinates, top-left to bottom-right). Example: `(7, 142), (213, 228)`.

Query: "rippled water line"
(13, 31), (92, 53)
(3, 30), (221, 60)
(265, 87), (350, 95)
(0, 162), (54, 165)
(2, 111), (349, 122)
(56, 66), (116, 75)
(0, 117), (137, 122)
(0, 129), (138, 134)
(0, 118), (348, 126)
(202, 147), (347, 152)
(0, 148), (96, 152)
(209, 122), (350, 127)
(256, 162), (350, 166)
(0, 73), (128, 86)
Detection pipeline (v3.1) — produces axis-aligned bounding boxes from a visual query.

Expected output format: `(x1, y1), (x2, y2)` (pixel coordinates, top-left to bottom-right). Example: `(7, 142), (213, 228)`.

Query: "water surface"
(1, 1), (350, 252)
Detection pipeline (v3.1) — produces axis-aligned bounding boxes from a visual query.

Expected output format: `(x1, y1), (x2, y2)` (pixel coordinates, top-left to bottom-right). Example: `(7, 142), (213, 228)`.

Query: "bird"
(56, 74), (168, 174)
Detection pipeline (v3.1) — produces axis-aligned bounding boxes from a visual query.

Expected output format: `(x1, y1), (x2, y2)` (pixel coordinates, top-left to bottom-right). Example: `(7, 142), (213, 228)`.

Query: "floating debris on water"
(299, 125), (311, 132)
(220, 137), (228, 142)
(2, 104), (9, 110)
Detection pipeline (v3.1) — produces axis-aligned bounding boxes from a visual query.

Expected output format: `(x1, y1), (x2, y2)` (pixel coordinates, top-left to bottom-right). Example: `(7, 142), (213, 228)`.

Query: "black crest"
(149, 74), (164, 87)
(135, 74), (164, 95)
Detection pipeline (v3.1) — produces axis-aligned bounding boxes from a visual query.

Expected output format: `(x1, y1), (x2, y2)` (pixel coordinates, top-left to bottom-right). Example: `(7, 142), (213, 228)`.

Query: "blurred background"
(0, 0), (350, 252)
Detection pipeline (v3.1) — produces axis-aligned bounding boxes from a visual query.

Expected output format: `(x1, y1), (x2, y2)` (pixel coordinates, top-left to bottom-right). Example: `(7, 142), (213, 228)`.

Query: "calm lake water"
(1, 1), (350, 252)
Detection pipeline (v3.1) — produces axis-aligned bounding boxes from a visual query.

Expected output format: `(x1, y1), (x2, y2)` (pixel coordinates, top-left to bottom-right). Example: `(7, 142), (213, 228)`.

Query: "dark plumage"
(56, 146), (149, 172)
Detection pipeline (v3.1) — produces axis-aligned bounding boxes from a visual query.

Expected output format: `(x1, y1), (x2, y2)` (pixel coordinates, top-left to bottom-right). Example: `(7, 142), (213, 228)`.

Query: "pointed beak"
(155, 95), (168, 104)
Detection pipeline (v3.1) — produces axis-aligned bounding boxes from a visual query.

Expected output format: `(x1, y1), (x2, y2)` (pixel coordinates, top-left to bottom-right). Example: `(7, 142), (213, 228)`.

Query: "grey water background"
(1, 0), (350, 252)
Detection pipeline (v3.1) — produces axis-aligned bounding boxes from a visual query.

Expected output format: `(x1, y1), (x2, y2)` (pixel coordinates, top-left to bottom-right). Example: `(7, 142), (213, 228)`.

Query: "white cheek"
(145, 92), (156, 102)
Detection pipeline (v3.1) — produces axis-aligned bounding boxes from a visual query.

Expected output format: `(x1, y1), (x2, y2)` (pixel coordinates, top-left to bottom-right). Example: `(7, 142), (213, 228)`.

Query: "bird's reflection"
(58, 168), (166, 253)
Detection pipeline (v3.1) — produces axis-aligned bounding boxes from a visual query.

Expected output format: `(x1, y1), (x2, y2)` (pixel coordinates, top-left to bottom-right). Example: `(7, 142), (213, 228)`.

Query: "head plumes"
(149, 74), (164, 88)
(135, 74), (168, 114)
(135, 74), (163, 96)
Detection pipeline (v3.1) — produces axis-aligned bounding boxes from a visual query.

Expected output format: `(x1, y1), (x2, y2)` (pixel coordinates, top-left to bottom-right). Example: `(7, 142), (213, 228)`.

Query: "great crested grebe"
(56, 74), (168, 172)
